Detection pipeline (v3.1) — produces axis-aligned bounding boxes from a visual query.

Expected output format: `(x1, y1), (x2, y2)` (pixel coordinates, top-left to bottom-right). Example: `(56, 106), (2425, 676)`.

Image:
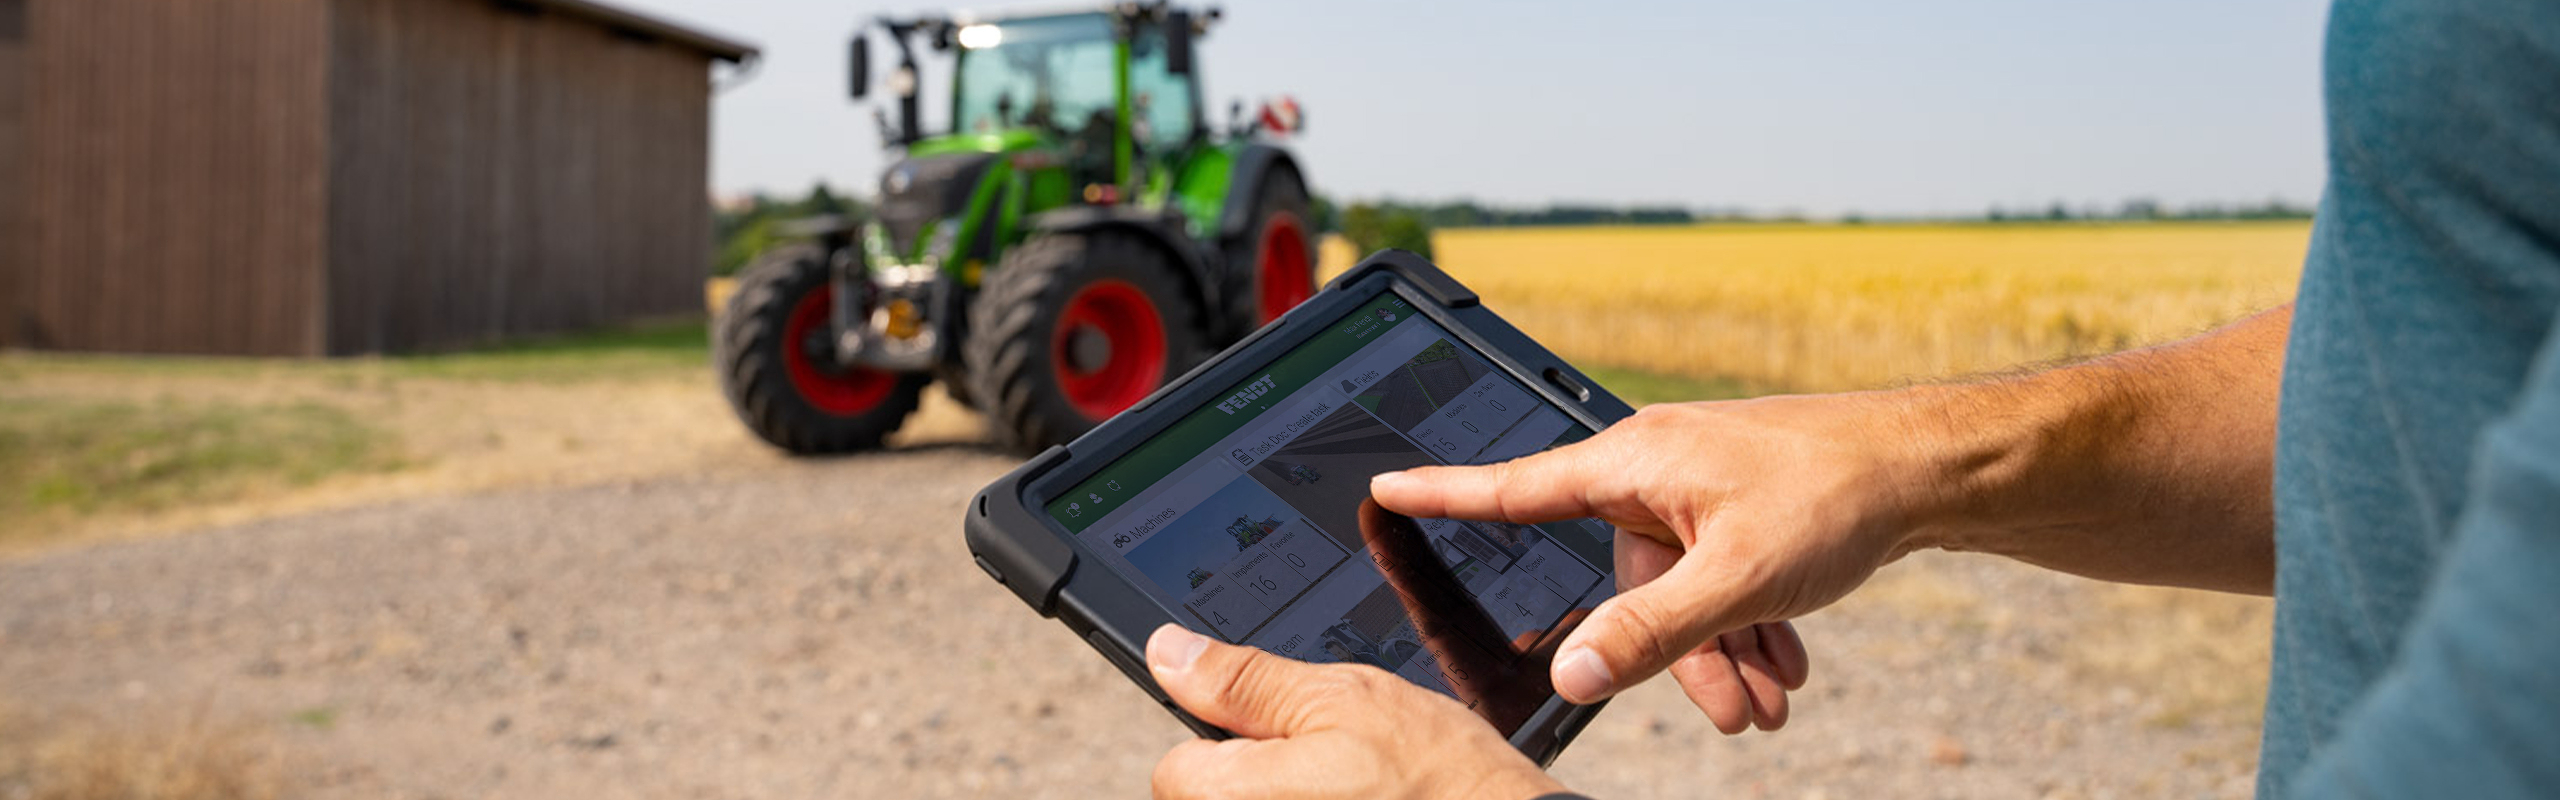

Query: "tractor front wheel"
(715, 244), (928, 454)
(967, 231), (1204, 451)
(1224, 167), (1318, 335)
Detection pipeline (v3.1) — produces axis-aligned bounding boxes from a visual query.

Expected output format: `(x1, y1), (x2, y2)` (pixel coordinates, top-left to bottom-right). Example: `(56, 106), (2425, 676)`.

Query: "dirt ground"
(0, 376), (2271, 799)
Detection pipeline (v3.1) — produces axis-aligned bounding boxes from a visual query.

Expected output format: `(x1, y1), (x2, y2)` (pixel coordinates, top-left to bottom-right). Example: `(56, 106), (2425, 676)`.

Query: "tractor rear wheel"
(715, 243), (928, 454)
(967, 230), (1204, 452)
(1224, 167), (1317, 335)
(935, 366), (980, 411)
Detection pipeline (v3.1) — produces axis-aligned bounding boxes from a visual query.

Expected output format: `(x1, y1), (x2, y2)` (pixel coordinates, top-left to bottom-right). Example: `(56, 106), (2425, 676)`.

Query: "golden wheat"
(1325, 221), (2309, 393)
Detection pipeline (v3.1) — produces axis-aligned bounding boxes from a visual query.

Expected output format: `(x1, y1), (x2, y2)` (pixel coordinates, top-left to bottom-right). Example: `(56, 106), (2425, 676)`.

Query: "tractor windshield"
(952, 14), (1119, 138)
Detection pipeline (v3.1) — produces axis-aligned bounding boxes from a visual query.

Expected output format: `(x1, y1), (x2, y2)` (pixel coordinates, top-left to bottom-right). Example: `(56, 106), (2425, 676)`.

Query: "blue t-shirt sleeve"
(2285, 320), (2560, 796)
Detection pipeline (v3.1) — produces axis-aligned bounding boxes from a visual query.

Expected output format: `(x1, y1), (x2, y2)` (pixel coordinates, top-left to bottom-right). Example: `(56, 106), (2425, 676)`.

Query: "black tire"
(715, 243), (928, 454)
(967, 230), (1205, 452)
(934, 367), (980, 411)
(1221, 166), (1318, 339)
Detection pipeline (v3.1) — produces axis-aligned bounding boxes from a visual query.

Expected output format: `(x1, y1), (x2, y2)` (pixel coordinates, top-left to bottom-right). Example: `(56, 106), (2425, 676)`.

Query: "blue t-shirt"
(2262, 0), (2560, 795)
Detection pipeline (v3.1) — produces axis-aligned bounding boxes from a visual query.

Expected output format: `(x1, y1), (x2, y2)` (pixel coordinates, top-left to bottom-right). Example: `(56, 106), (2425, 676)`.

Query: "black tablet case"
(962, 250), (1637, 765)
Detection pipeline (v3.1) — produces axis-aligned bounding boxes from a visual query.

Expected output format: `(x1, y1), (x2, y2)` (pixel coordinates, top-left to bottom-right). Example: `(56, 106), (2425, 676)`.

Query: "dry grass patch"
(0, 707), (282, 800)
(0, 397), (403, 544)
(0, 320), (781, 553)
(0, 324), (989, 555)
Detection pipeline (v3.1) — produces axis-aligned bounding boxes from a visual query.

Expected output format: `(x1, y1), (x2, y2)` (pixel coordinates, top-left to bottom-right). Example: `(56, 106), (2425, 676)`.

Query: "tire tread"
(714, 244), (927, 453)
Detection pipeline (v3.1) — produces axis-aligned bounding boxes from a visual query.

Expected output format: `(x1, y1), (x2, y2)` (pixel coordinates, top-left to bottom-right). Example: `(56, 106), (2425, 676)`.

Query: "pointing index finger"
(1369, 444), (1612, 524)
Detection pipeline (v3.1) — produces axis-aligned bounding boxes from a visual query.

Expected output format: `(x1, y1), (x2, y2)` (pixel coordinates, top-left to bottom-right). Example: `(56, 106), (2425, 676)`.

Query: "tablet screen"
(1044, 290), (1618, 731)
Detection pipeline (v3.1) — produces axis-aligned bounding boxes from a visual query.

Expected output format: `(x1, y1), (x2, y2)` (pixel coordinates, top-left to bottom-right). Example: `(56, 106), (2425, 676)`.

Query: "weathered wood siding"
(14, 0), (332, 355)
(0, 0), (24, 347)
(4, 0), (722, 356)
(326, 0), (713, 354)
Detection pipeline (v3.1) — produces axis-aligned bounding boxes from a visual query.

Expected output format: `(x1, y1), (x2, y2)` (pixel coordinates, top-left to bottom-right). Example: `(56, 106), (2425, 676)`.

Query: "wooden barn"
(0, 0), (754, 356)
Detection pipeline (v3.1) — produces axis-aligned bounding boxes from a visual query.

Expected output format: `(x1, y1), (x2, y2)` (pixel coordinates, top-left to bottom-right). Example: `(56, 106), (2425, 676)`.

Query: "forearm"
(1892, 304), (2290, 594)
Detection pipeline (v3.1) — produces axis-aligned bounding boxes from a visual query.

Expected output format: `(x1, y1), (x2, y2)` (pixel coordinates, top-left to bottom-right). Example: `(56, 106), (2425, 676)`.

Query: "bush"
(1339, 203), (1435, 260)
(714, 217), (786, 277)
(711, 183), (867, 277)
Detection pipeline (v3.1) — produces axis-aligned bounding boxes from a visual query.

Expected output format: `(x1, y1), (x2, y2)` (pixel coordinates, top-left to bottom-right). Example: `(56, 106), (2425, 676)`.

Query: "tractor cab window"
(953, 14), (1117, 140)
(1127, 27), (1197, 150)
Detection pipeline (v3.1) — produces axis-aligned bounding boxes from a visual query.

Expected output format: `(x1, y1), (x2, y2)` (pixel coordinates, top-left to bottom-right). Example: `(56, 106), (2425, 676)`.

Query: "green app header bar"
(1046, 291), (1413, 533)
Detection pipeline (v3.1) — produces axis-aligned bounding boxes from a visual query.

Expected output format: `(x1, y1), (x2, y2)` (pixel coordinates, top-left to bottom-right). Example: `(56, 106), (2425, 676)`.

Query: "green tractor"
(715, 2), (1316, 454)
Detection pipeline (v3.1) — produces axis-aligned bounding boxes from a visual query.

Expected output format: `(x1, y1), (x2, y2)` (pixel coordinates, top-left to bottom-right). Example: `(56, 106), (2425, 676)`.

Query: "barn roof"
(517, 0), (758, 63)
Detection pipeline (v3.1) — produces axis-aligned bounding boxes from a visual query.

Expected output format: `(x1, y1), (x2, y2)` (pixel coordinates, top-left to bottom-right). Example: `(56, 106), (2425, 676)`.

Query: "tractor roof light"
(957, 24), (1003, 49)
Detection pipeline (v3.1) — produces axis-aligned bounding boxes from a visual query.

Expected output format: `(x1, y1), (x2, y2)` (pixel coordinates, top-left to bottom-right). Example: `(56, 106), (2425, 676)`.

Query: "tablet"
(964, 250), (1635, 765)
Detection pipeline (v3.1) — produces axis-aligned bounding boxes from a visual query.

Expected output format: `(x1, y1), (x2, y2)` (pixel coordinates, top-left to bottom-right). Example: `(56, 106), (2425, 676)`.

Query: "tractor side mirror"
(849, 35), (871, 99)
(1165, 11), (1194, 75)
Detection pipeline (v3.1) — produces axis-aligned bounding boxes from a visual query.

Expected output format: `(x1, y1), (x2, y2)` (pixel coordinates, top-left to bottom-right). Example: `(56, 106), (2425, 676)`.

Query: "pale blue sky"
(623, 0), (2332, 216)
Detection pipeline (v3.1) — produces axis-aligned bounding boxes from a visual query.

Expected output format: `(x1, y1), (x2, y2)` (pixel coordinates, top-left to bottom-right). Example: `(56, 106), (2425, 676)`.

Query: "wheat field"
(1324, 221), (2311, 393)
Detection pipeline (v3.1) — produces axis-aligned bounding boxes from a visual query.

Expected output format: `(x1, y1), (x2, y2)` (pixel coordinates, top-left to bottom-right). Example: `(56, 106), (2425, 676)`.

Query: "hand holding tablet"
(1140, 622), (1565, 800)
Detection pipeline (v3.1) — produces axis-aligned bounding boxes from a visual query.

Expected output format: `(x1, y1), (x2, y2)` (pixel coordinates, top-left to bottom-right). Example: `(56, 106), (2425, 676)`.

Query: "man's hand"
(1145, 624), (1565, 800)
(1369, 306), (2292, 717)
(1374, 394), (1923, 716)
(1619, 527), (1812, 734)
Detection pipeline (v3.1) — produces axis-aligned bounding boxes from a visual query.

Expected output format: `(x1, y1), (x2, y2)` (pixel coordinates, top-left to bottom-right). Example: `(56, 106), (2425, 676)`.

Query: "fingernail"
(1148, 624), (1210, 674)
(1553, 647), (1613, 703)
(1370, 472), (1411, 491)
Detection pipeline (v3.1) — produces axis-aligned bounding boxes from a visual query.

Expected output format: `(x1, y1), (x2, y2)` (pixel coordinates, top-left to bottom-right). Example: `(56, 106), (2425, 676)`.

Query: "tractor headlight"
(861, 222), (890, 260)
(927, 216), (964, 262)
(957, 24), (1002, 49)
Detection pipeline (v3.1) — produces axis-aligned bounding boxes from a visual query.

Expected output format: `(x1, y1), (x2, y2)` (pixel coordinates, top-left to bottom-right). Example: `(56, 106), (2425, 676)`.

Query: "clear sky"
(620, 0), (2332, 217)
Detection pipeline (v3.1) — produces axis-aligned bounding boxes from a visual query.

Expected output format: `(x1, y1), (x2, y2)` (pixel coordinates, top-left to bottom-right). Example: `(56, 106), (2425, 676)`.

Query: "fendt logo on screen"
(1215, 375), (1279, 415)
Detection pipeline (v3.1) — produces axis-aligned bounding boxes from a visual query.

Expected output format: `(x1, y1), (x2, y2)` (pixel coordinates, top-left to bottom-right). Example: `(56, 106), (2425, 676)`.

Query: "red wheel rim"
(1052, 279), (1168, 421)
(1255, 212), (1313, 323)
(781, 286), (894, 415)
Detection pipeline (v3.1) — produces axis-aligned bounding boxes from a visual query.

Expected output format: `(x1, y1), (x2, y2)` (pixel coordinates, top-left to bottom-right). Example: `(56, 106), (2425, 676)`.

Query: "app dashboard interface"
(1046, 291), (1617, 731)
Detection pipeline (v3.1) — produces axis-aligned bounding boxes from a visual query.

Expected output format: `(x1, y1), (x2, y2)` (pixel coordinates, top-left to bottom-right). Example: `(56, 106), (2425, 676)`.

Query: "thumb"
(1147, 624), (1379, 739)
(1547, 555), (1754, 704)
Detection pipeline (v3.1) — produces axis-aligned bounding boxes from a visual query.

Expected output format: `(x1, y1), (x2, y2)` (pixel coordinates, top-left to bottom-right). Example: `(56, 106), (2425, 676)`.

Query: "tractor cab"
(946, 12), (1196, 190)
(714, 2), (1314, 455)
(850, 6), (1235, 273)
(865, 9), (1211, 172)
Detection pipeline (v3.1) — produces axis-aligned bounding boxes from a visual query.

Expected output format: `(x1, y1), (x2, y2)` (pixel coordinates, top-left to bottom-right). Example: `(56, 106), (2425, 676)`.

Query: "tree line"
(713, 183), (2314, 275)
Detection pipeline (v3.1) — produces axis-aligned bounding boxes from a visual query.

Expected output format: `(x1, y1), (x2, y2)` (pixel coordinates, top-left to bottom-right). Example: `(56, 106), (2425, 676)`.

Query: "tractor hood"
(907, 129), (1048, 158)
(874, 132), (1050, 260)
(874, 152), (998, 258)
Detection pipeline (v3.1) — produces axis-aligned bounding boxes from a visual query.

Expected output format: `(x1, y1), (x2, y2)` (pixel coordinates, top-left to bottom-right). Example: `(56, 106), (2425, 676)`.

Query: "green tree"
(714, 216), (786, 277)
(1340, 203), (1435, 261)
(1310, 193), (1341, 235)
(709, 183), (871, 277)
(799, 183), (850, 217)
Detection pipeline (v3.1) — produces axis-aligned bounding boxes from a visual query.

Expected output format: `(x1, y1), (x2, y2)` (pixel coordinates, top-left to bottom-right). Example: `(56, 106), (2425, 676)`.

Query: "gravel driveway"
(0, 445), (2263, 799)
